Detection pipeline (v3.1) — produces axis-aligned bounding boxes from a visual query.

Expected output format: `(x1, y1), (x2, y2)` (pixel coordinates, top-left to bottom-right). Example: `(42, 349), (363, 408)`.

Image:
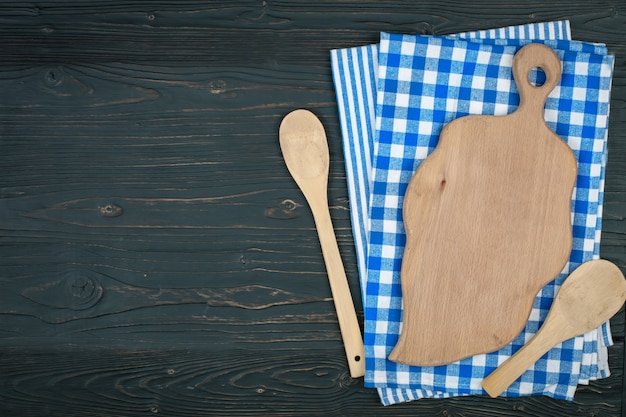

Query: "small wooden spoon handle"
(481, 319), (571, 398)
(308, 192), (365, 378)
(483, 260), (626, 397)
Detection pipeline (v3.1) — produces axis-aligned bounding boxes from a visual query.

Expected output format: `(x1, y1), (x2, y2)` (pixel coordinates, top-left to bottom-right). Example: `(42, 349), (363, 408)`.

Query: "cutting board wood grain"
(388, 43), (578, 367)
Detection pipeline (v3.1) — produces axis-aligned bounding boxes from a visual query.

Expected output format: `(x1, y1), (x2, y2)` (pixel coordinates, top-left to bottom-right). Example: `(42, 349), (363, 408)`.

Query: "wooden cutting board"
(388, 43), (578, 367)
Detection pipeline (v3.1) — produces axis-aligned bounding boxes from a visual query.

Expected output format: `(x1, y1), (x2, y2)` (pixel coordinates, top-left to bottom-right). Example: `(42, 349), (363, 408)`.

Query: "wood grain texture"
(280, 109), (365, 377)
(482, 260), (626, 397)
(390, 44), (577, 366)
(0, 0), (625, 416)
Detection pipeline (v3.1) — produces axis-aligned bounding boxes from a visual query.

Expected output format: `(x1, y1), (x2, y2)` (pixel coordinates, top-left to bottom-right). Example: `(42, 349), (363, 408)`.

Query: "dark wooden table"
(1, 2), (625, 416)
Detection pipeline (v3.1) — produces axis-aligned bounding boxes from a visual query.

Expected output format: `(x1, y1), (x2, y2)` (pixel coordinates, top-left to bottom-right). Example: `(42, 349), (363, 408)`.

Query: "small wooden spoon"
(279, 108), (365, 378)
(482, 259), (626, 397)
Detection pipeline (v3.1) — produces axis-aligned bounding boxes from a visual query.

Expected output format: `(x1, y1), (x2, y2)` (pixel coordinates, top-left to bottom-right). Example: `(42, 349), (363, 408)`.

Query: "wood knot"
(265, 199), (302, 220)
(208, 80), (227, 94)
(43, 67), (64, 88)
(99, 203), (123, 217)
(64, 274), (103, 311)
(21, 272), (104, 311)
(415, 21), (435, 35)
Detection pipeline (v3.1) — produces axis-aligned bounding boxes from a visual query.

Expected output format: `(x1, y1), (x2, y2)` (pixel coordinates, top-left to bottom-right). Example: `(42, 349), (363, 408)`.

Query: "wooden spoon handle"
(482, 321), (571, 398)
(309, 196), (365, 378)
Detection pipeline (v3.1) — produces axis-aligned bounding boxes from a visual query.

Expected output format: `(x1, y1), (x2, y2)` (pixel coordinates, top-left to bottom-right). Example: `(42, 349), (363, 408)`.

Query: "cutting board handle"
(513, 43), (562, 114)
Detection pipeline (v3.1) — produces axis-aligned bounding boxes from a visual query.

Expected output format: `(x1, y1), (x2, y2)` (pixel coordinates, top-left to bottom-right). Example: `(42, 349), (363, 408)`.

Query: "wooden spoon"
(279, 108), (365, 378)
(482, 259), (626, 397)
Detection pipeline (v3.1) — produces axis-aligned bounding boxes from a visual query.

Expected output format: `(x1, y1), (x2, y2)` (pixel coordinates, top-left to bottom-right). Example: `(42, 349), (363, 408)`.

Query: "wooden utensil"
(389, 43), (578, 366)
(279, 109), (365, 378)
(482, 259), (626, 397)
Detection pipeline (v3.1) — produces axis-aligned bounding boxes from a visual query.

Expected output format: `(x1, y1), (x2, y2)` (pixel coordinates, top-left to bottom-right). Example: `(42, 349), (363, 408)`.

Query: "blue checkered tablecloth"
(330, 21), (615, 405)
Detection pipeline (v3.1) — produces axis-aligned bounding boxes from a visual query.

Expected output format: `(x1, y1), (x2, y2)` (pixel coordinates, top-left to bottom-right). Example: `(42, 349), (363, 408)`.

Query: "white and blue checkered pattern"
(331, 20), (574, 301)
(330, 21), (615, 405)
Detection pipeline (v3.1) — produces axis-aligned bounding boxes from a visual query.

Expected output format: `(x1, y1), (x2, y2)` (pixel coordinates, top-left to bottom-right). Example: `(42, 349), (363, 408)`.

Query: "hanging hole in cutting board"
(529, 67), (547, 87)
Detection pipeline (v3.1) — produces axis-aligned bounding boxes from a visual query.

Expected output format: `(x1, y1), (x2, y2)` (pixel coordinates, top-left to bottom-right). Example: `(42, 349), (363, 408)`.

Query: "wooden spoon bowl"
(482, 259), (626, 397)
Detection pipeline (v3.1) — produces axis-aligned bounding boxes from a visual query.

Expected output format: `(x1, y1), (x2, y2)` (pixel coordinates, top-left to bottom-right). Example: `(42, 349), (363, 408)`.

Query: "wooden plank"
(0, 2), (623, 63)
(0, 0), (625, 415)
(0, 345), (622, 416)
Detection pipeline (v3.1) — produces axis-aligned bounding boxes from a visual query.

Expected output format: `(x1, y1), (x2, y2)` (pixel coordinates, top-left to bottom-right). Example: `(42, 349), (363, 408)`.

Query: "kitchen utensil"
(279, 108), (365, 378)
(389, 43), (578, 366)
(482, 259), (626, 397)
